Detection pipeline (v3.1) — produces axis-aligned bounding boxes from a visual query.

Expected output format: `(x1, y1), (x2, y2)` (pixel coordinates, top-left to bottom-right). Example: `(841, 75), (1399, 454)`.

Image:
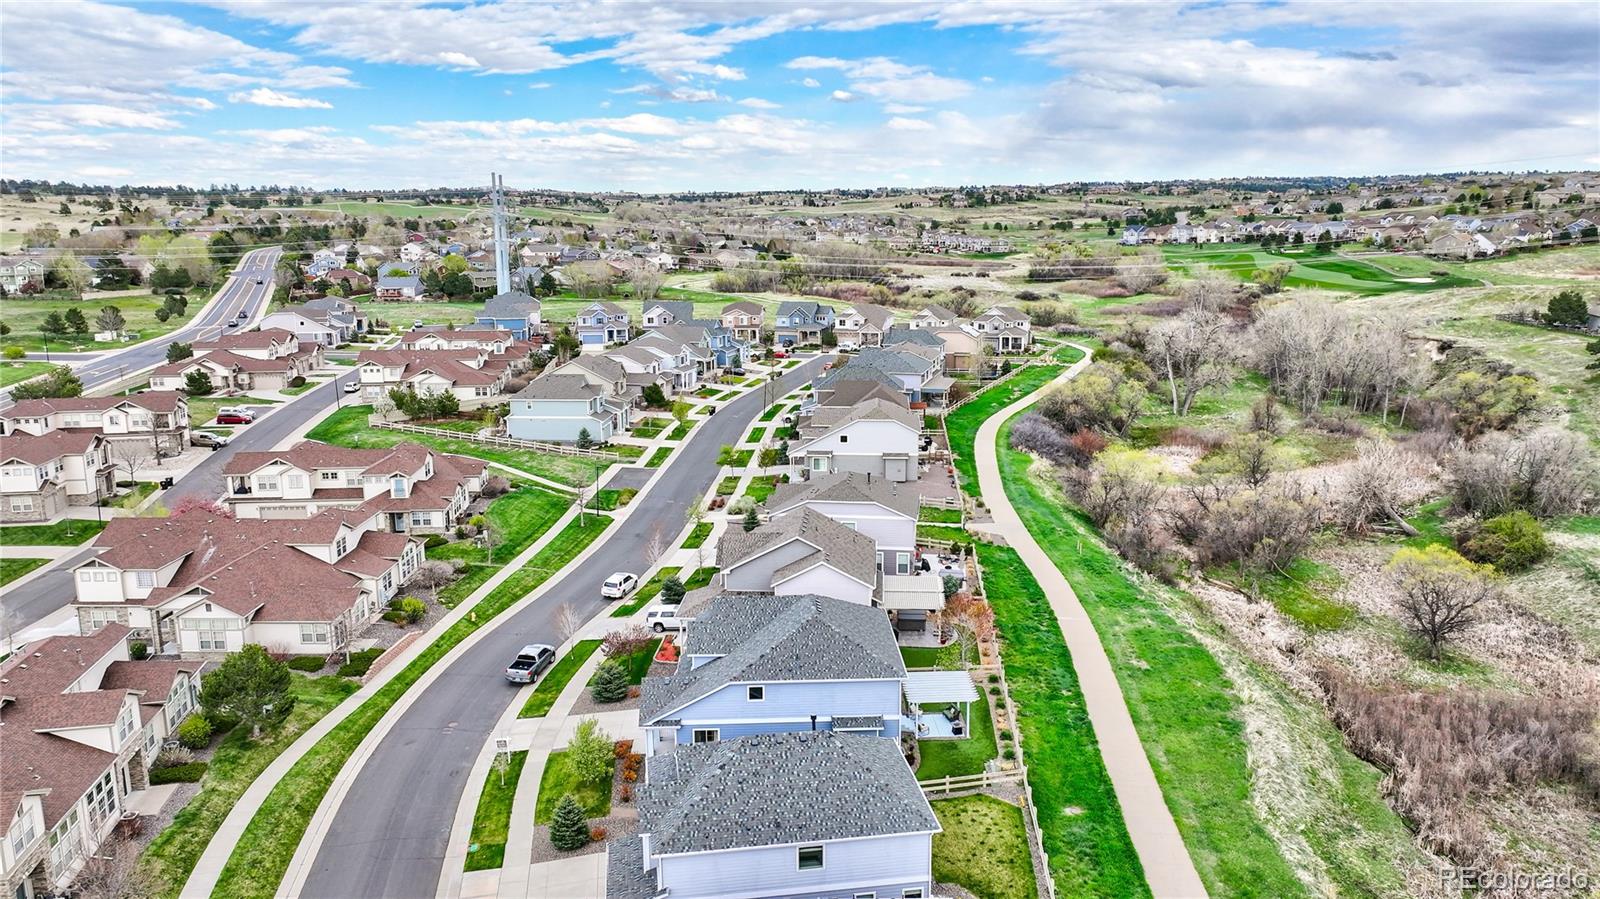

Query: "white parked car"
(343, 381), (359, 393)
(645, 608), (684, 633)
(600, 572), (638, 599)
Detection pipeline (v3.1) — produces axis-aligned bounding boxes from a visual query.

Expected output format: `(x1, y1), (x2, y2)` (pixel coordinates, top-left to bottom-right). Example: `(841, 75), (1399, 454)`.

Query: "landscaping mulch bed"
(527, 815), (637, 864)
(567, 685), (641, 717)
(353, 591), (448, 648)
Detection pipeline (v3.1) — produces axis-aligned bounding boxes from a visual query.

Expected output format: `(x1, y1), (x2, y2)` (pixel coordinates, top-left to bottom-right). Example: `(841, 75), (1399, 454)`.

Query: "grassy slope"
(0, 292), (209, 351)
(0, 361), (55, 388)
(944, 360), (1073, 487)
(996, 418), (1426, 897)
(307, 404), (593, 487)
(210, 515), (612, 899)
(931, 795), (1039, 899)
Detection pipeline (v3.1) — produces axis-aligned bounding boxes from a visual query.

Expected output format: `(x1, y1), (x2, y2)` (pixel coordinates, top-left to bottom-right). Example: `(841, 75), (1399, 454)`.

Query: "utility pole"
(490, 172), (511, 296)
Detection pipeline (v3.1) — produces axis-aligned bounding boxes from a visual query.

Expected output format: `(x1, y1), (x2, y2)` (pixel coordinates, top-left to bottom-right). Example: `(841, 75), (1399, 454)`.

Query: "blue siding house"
(608, 731), (939, 899)
(576, 301), (630, 346)
(774, 301), (835, 346)
(638, 593), (906, 756)
(474, 290), (541, 341)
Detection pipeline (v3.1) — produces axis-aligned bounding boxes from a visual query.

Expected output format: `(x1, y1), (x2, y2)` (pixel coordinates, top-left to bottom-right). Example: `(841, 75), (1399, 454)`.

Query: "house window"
(809, 457), (828, 472)
(115, 700), (137, 744)
(747, 685), (765, 701)
(854, 894), (877, 899)
(48, 807), (81, 868)
(9, 496), (34, 513)
(300, 623), (331, 645)
(334, 537), (348, 557)
(86, 770), (117, 826)
(838, 434), (848, 443)
(321, 470), (340, 482)
(691, 728), (719, 743)
(896, 552), (912, 575)
(10, 805), (38, 858)
(381, 572), (393, 591)
(85, 607), (121, 630)
(257, 477), (279, 492)
(410, 511), (431, 528)
(193, 621), (227, 651)
(797, 845), (824, 870)
(903, 890), (924, 898)
(287, 474), (306, 489)
(136, 570), (154, 588)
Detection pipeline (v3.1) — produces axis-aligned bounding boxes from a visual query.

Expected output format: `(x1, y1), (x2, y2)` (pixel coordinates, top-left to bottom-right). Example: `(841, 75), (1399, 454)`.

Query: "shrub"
(618, 784), (633, 803)
(481, 475), (511, 497)
(548, 794), (590, 851)
(3, 346), (26, 360)
(589, 826), (608, 842)
(1008, 413), (1072, 464)
(1459, 511), (1549, 572)
(613, 739), (634, 758)
(987, 674), (1000, 684)
(129, 641), (149, 661)
(176, 713), (213, 750)
(601, 626), (655, 660)
(150, 762), (209, 785)
(422, 534), (449, 549)
(1002, 748), (1017, 761)
(590, 660), (630, 703)
(154, 748), (194, 768)
(337, 647), (384, 678)
(999, 729), (1014, 741)
(287, 375), (306, 388)
(660, 575), (685, 605)
(1448, 430), (1596, 519)
(287, 656), (327, 672)
(390, 596), (427, 624)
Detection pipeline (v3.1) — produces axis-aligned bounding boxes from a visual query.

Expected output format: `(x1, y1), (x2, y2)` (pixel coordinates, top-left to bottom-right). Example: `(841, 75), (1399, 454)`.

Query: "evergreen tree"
(63, 307), (88, 334)
(199, 644), (293, 738)
(166, 342), (193, 363)
(1545, 289), (1589, 327)
(184, 369), (214, 396)
(660, 575), (685, 605)
(589, 659), (629, 703)
(576, 427), (594, 449)
(742, 508), (759, 532)
(40, 310), (68, 338)
(548, 794), (590, 851)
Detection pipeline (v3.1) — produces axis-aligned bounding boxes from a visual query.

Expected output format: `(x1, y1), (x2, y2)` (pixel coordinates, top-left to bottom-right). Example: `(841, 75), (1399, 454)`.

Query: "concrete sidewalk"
(972, 344), (1208, 899)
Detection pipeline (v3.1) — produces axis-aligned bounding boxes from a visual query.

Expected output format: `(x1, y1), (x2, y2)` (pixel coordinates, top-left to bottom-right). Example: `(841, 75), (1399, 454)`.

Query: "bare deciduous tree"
(642, 520), (666, 567)
(628, 268), (664, 302)
(1114, 249), (1168, 294)
(72, 837), (158, 899)
(1386, 546), (1498, 662)
(405, 560), (458, 602)
(553, 602), (583, 644)
(1342, 439), (1423, 535)
(1146, 308), (1235, 416)
(1448, 429), (1596, 518)
(108, 440), (154, 485)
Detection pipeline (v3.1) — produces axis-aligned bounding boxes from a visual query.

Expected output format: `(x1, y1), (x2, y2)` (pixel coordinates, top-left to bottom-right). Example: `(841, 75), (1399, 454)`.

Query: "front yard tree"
(742, 508), (760, 532)
(96, 305), (125, 334)
(590, 659), (629, 704)
(567, 717), (614, 784)
(64, 306), (89, 335)
(200, 644), (293, 738)
(1544, 289), (1589, 326)
(576, 427), (594, 449)
(184, 368), (214, 396)
(549, 794), (590, 851)
(660, 575), (685, 605)
(166, 341), (193, 363)
(1386, 545), (1499, 663)
(51, 254), (92, 298)
(551, 326), (581, 363)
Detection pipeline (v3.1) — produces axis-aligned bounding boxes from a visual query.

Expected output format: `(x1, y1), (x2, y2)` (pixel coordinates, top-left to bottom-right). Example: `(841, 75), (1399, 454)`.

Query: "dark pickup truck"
(504, 643), (556, 684)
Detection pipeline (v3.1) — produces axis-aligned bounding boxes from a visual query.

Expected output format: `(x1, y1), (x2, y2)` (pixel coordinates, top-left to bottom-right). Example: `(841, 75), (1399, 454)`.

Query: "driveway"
(295, 357), (825, 899)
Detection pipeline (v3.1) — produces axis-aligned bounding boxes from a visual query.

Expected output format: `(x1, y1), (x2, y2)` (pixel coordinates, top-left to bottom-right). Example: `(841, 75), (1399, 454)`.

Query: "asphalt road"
(2, 246), (282, 407)
(298, 356), (825, 899)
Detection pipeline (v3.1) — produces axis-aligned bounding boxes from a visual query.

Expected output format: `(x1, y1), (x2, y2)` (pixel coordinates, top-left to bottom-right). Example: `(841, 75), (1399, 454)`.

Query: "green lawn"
(932, 796), (1040, 899)
(742, 475), (779, 505)
(683, 566), (718, 589)
(744, 426), (766, 444)
(210, 515), (612, 899)
(899, 644), (975, 669)
(0, 292), (210, 352)
(0, 518), (107, 545)
(715, 475), (739, 496)
(945, 359), (1075, 487)
(590, 638), (660, 686)
(306, 405), (594, 487)
(107, 481), (158, 510)
(630, 417), (669, 438)
(139, 676), (359, 897)
(758, 404), (784, 422)
(916, 689), (997, 781)
(995, 419), (1424, 897)
(0, 361), (55, 388)
(520, 640), (604, 718)
(0, 557), (48, 586)
(464, 751), (528, 871)
(974, 543), (1147, 898)
(1159, 245), (1478, 293)
(919, 507), (963, 524)
(643, 447), (672, 468)
(533, 750), (613, 823)
(610, 567), (682, 617)
(424, 485), (569, 567)
(716, 446), (753, 467)
(918, 523), (973, 547)
(681, 522), (713, 549)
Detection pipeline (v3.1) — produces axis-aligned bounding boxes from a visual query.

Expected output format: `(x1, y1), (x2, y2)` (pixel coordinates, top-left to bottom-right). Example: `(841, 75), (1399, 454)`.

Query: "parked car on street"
(215, 409), (254, 425)
(190, 431), (230, 450)
(504, 643), (556, 684)
(343, 381), (359, 393)
(600, 572), (638, 599)
(645, 608), (684, 633)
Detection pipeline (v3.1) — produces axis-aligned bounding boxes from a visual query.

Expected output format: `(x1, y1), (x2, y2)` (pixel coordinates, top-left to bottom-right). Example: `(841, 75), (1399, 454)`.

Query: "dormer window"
(391, 477), (408, 498)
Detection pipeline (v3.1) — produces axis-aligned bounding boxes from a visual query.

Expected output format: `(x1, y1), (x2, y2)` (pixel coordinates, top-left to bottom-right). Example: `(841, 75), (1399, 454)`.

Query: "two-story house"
(790, 397), (922, 483)
(765, 472), (918, 576)
(608, 731), (939, 899)
(719, 300), (763, 342)
(71, 510), (421, 656)
(834, 303), (895, 350)
(355, 349), (508, 406)
(399, 325), (516, 355)
(971, 304), (1031, 352)
(148, 349), (303, 394)
(640, 300), (694, 329)
(504, 374), (618, 443)
(575, 301), (631, 347)
(221, 440), (484, 528)
(817, 347), (946, 405)
(544, 355), (635, 429)
(638, 592), (907, 755)
(1, 625), (203, 899)
(773, 301), (834, 347)
(476, 290), (542, 341)
(255, 305), (348, 347)
(907, 304), (957, 331)
(0, 392), (191, 458)
(1, 431), (115, 522)
(717, 508), (878, 604)
(642, 322), (748, 371)
(0, 255), (48, 292)
(375, 273), (424, 300)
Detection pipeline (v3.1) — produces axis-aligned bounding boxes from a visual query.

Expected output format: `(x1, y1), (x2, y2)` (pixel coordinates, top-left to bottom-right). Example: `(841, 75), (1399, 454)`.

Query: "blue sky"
(1, 1), (1596, 191)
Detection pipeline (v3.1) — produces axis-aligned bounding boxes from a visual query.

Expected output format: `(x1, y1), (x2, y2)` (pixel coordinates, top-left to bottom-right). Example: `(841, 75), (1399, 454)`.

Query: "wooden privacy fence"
(371, 420), (621, 460)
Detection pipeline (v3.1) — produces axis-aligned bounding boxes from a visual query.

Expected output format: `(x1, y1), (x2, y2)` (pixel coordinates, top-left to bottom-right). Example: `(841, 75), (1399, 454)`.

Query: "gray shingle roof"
(883, 326), (942, 348)
(513, 373), (599, 400)
(765, 471), (920, 519)
(815, 379), (905, 408)
(605, 835), (654, 899)
(483, 290), (540, 318)
(802, 397), (922, 436)
(716, 508), (879, 588)
(638, 731), (938, 855)
(643, 300), (693, 322)
(640, 592), (903, 722)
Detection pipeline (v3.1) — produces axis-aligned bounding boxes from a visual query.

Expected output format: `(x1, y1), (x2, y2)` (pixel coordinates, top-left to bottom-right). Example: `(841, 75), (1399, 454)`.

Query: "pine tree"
(64, 307), (88, 335)
(660, 575), (685, 605)
(548, 794), (590, 851)
(184, 369), (214, 396)
(590, 659), (629, 703)
(742, 508), (759, 532)
(576, 427), (594, 449)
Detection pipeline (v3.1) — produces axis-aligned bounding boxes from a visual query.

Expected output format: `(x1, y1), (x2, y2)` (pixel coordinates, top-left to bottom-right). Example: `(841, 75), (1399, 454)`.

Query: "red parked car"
(215, 412), (254, 425)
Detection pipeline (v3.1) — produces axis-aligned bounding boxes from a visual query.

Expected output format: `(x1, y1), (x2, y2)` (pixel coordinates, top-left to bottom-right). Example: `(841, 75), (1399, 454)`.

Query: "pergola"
(903, 670), (979, 739)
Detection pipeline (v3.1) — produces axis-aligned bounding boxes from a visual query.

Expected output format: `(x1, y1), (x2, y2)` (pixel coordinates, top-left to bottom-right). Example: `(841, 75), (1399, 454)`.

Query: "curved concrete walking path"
(973, 345), (1208, 899)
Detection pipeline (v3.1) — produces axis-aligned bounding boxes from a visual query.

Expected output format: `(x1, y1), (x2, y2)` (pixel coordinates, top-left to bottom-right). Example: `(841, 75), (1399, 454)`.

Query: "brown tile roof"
(2, 391), (186, 418)
(152, 349), (294, 376)
(0, 429), (103, 465)
(100, 659), (200, 705)
(191, 327), (297, 351)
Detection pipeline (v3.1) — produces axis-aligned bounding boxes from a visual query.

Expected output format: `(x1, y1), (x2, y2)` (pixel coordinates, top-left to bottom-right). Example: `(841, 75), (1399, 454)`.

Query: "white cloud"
(528, 82), (553, 89)
(831, 90), (856, 102)
(801, 77), (821, 88)
(886, 117), (933, 130)
(228, 88), (334, 109)
(787, 54), (971, 104)
(738, 97), (781, 109)
(883, 103), (927, 114)
(438, 51), (482, 68)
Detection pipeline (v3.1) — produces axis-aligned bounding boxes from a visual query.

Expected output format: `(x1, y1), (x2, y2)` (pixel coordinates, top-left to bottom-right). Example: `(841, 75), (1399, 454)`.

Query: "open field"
(1160, 244), (1479, 293)
(0, 292), (208, 351)
(0, 361), (54, 388)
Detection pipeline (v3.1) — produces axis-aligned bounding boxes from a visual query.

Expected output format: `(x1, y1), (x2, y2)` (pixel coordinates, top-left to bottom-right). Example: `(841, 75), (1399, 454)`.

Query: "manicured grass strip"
(742, 475), (779, 505)
(0, 518), (108, 546)
(758, 404), (783, 421)
(139, 676), (359, 897)
(434, 485), (568, 566)
(919, 506), (963, 524)
(210, 515), (612, 899)
(681, 522), (713, 549)
(915, 689), (996, 780)
(630, 418), (668, 438)
(683, 566), (718, 589)
(610, 567), (682, 617)
(463, 750), (528, 871)
(533, 750), (613, 823)
(0, 361), (56, 389)
(932, 795), (1040, 899)
(918, 523), (973, 546)
(520, 640), (603, 718)
(307, 404), (593, 487)
(975, 542), (1148, 898)
(643, 447), (672, 468)
(0, 557), (48, 586)
(744, 426), (765, 444)
(716, 446), (753, 467)
(715, 475), (739, 496)
(665, 422), (691, 441)
(945, 362), (1071, 487)
(589, 638), (660, 686)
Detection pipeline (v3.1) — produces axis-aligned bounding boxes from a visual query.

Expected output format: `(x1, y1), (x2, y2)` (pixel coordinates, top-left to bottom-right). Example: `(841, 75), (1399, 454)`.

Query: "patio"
(905, 670), (980, 741)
